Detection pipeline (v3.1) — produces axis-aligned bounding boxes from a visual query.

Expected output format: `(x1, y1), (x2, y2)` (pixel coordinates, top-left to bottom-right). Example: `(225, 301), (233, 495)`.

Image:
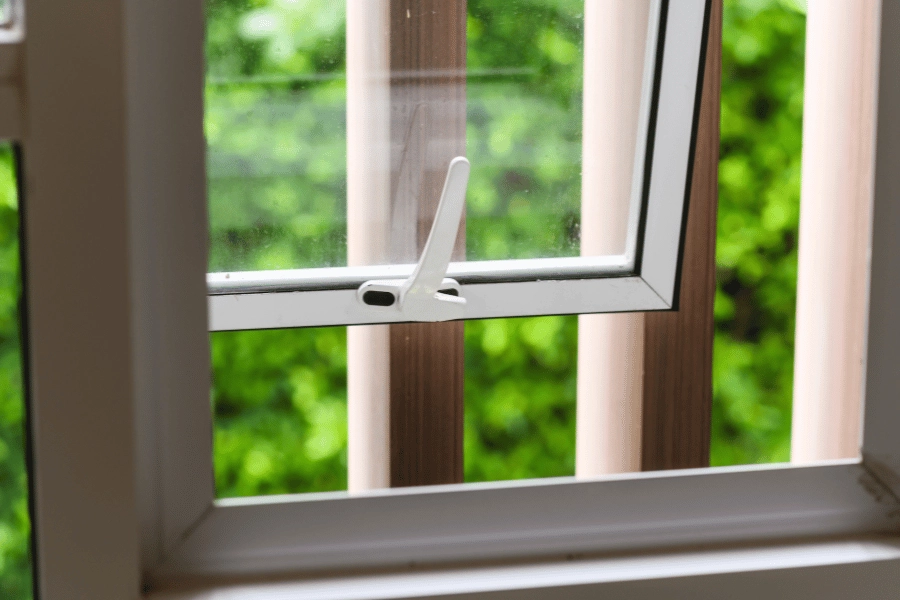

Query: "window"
(15, 0), (900, 597)
(205, 0), (708, 500)
(207, 0), (705, 330)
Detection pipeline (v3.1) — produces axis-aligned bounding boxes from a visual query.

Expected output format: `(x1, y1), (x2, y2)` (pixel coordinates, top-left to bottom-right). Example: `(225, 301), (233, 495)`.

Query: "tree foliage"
(713, 0), (805, 465)
(0, 146), (32, 598)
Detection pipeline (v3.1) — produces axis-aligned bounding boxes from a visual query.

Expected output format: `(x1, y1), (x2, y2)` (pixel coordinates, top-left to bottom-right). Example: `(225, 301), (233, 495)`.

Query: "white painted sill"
(148, 535), (900, 600)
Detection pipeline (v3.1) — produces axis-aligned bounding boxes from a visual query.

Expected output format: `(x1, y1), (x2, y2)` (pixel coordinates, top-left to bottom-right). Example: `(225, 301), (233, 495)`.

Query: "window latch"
(357, 157), (469, 322)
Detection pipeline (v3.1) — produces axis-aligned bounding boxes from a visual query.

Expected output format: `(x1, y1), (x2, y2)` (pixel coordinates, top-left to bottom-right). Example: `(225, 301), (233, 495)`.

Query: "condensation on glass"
(205, 0), (651, 273)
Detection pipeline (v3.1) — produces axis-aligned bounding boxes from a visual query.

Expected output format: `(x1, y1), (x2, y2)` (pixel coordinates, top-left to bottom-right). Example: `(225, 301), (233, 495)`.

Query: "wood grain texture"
(390, 321), (465, 486)
(388, 0), (466, 487)
(641, 0), (720, 471)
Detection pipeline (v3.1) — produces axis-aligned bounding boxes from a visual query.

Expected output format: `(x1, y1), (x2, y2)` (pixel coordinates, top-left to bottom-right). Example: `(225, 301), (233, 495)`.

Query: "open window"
(207, 0), (707, 330)
(17, 0), (900, 596)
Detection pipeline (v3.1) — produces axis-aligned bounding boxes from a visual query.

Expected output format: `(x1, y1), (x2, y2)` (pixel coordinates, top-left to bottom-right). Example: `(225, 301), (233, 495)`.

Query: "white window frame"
(13, 0), (900, 598)
(207, 0), (706, 331)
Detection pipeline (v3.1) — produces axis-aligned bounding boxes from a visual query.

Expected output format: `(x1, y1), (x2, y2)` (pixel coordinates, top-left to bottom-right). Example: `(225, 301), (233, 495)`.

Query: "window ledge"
(148, 535), (900, 600)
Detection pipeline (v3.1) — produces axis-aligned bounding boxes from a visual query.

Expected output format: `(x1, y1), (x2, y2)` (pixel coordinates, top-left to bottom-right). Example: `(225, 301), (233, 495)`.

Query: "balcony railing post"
(791, 0), (879, 463)
(576, 0), (652, 476)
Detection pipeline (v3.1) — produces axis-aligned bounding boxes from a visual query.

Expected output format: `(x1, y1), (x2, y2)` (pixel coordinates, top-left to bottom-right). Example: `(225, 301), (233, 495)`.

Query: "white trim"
(126, 0), (214, 572)
(208, 255), (631, 294)
(209, 276), (666, 331)
(150, 537), (900, 600)
(152, 460), (897, 581)
(636, 0), (709, 304)
(860, 0), (900, 500)
(22, 0), (142, 596)
(204, 0), (707, 330)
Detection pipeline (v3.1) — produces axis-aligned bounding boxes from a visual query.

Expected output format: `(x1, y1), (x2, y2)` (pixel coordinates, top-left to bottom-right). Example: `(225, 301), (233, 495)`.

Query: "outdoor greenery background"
(0, 0), (806, 594)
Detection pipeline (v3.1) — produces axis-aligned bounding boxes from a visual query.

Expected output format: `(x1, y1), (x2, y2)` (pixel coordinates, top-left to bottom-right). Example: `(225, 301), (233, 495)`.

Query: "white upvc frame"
(207, 0), (707, 331)
(13, 0), (900, 598)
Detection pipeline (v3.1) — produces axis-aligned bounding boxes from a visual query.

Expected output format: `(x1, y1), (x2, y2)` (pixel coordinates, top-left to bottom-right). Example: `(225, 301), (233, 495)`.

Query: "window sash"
(206, 0), (708, 330)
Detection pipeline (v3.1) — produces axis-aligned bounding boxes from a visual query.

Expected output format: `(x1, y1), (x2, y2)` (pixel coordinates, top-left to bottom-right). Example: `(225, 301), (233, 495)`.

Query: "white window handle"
(357, 157), (470, 322)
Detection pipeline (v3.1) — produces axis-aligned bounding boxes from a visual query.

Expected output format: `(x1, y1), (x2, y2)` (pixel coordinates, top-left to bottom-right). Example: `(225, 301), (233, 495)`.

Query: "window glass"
(464, 1), (588, 261)
(205, 0), (347, 273)
(205, 0), (645, 273)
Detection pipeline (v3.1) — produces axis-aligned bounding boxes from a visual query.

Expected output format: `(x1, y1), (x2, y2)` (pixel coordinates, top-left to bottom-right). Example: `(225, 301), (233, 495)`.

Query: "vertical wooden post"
(388, 0), (466, 488)
(576, 0), (651, 476)
(348, 0), (466, 490)
(641, 0), (720, 471)
(347, 0), (392, 491)
(791, 0), (879, 463)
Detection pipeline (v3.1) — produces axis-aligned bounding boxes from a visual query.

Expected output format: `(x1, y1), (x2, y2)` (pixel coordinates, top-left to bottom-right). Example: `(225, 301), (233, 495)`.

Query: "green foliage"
(212, 328), (347, 496)
(466, 0), (586, 260)
(712, 0), (805, 465)
(0, 145), (32, 599)
(205, 0), (347, 273)
(464, 316), (577, 482)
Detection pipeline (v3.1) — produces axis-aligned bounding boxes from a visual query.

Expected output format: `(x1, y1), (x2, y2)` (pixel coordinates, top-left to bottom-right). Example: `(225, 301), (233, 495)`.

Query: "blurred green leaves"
(0, 145), (31, 599)
(712, 0), (805, 465)
(239, 0), (344, 71)
(205, 0), (347, 273)
(212, 327), (347, 497)
(464, 317), (577, 482)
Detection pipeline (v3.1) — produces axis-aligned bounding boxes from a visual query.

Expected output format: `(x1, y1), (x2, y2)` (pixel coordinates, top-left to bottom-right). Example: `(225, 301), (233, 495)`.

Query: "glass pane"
(465, 2), (588, 261)
(205, 0), (347, 273)
(205, 0), (649, 273)
(0, 146), (34, 599)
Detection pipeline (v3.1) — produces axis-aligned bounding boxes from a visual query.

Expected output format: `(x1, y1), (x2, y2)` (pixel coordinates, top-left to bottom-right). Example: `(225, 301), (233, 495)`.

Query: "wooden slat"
(576, 0), (651, 477)
(347, 0), (392, 492)
(791, 0), (879, 463)
(640, 0), (720, 471)
(388, 0), (466, 487)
